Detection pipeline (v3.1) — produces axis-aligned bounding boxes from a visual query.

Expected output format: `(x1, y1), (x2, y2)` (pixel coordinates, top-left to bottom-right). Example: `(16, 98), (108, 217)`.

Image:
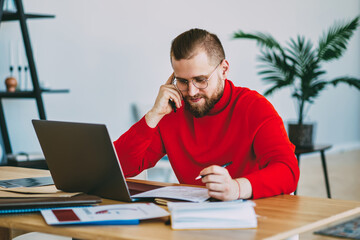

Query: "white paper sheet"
(132, 186), (210, 202)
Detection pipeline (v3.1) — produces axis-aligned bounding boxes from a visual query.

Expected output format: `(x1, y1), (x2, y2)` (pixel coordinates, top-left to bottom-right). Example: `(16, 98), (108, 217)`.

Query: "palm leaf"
(330, 77), (360, 89)
(263, 82), (288, 96)
(256, 50), (295, 96)
(285, 36), (326, 90)
(233, 31), (285, 54)
(304, 80), (328, 101)
(318, 16), (359, 61)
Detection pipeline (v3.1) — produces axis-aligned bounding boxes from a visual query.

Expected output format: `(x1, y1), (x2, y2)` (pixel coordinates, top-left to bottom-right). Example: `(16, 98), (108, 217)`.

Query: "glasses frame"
(173, 60), (223, 91)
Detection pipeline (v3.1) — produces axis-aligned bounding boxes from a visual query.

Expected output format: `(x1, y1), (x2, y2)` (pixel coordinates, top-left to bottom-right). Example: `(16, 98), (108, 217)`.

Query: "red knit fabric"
(114, 80), (299, 199)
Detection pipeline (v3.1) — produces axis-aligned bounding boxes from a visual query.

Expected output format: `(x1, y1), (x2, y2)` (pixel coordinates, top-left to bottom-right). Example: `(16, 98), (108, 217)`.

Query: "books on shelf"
(41, 203), (169, 226)
(167, 200), (257, 230)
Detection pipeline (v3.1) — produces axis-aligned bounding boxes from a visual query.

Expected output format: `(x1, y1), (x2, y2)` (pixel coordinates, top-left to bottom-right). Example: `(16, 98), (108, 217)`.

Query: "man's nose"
(187, 81), (199, 96)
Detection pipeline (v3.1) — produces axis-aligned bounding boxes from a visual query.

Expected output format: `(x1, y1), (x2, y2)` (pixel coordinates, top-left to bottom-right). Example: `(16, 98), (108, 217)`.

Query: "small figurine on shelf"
(5, 76), (17, 92)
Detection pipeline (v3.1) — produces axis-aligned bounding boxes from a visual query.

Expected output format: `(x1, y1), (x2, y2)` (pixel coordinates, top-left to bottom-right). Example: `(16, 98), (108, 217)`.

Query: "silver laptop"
(32, 120), (158, 202)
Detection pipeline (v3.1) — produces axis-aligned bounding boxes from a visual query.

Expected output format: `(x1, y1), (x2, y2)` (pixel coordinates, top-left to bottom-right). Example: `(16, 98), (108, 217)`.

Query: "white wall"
(0, 0), (359, 159)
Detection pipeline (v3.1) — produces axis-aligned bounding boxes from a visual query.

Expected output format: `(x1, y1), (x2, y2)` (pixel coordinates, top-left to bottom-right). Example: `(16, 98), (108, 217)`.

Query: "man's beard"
(184, 80), (224, 118)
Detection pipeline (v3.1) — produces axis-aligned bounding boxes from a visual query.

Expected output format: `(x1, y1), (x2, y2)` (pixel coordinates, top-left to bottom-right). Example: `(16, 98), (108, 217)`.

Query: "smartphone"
(169, 75), (177, 113)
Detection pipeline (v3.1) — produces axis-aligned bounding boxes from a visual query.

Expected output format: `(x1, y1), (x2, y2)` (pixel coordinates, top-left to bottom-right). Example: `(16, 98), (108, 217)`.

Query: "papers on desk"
(0, 176), (79, 198)
(0, 184), (79, 198)
(167, 200), (257, 230)
(41, 203), (170, 225)
(0, 176), (54, 188)
(132, 186), (210, 202)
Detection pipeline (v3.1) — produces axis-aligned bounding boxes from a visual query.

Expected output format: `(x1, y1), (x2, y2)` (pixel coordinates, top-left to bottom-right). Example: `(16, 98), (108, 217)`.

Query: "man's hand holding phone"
(145, 73), (182, 128)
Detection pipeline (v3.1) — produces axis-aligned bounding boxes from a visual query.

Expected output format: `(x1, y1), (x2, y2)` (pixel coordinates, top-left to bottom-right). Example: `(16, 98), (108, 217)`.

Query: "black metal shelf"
(0, 0), (67, 169)
(1, 11), (54, 21)
(0, 89), (69, 98)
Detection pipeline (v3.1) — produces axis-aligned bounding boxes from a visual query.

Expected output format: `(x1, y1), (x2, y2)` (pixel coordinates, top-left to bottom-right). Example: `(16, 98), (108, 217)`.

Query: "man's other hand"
(200, 165), (239, 201)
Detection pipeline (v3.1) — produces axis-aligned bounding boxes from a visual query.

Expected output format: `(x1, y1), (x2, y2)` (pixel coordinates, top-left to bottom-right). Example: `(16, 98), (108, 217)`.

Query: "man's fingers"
(202, 174), (225, 184)
(165, 72), (175, 85)
(207, 191), (227, 201)
(200, 165), (228, 177)
(164, 87), (182, 108)
(205, 182), (225, 192)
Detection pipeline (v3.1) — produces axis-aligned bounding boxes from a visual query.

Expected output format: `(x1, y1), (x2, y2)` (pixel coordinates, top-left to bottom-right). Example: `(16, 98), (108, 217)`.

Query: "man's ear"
(221, 59), (230, 80)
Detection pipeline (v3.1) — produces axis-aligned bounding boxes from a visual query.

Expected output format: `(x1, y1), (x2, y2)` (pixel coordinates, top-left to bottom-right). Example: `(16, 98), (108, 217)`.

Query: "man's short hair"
(170, 28), (225, 66)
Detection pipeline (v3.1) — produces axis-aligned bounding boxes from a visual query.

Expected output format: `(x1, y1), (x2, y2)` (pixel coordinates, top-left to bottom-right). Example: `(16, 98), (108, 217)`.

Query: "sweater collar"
(208, 79), (232, 115)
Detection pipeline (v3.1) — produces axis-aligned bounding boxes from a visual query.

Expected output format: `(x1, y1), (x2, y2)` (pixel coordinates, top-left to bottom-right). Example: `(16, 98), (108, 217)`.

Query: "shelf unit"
(0, 0), (69, 168)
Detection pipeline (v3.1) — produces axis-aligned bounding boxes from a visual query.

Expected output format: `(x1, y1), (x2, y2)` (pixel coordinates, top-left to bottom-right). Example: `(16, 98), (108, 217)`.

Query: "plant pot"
(288, 123), (314, 148)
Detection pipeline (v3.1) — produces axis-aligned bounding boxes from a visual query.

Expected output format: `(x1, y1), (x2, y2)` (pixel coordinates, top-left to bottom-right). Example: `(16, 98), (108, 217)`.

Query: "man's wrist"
(236, 178), (253, 199)
(145, 110), (165, 128)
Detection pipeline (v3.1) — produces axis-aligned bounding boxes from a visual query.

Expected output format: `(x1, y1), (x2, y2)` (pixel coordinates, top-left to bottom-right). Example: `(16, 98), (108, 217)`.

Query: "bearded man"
(114, 28), (299, 200)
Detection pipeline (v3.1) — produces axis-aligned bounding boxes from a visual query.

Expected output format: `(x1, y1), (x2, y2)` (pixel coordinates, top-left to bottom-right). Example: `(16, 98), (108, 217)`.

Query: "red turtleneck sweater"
(114, 80), (299, 199)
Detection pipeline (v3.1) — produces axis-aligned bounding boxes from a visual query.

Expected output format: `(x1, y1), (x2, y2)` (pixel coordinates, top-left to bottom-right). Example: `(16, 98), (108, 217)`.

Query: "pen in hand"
(195, 161), (233, 180)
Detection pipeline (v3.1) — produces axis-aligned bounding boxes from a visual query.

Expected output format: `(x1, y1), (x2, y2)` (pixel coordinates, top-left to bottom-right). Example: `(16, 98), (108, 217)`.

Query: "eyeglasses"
(173, 61), (222, 91)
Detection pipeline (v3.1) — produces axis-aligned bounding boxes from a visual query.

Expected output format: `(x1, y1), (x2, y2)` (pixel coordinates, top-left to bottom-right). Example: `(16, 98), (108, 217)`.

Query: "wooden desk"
(0, 167), (359, 240)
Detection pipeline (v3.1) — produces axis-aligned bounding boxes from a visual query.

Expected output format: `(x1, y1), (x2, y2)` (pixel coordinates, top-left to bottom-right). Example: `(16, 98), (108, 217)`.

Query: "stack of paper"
(167, 200), (257, 230)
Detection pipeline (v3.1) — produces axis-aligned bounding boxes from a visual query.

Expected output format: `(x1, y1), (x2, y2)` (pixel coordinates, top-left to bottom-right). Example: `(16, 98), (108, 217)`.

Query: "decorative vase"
(288, 123), (315, 148)
(5, 76), (17, 92)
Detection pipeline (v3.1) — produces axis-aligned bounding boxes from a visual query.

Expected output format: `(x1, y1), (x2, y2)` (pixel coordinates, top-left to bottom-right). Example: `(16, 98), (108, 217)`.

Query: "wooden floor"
(298, 148), (360, 239)
(297, 148), (360, 201)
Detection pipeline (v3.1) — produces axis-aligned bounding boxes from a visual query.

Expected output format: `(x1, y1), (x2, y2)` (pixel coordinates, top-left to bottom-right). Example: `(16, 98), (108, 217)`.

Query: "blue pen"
(195, 161), (233, 180)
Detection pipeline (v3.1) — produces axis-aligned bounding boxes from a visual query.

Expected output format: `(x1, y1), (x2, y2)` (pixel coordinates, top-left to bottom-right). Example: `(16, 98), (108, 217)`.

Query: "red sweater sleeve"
(113, 117), (165, 177)
(243, 97), (300, 199)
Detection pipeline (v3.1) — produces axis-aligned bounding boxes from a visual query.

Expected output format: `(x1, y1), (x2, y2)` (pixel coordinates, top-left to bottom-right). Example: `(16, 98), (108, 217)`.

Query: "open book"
(167, 200), (257, 230)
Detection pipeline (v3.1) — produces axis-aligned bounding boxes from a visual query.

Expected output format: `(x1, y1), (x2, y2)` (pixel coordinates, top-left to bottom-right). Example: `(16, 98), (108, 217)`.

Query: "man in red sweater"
(114, 29), (299, 200)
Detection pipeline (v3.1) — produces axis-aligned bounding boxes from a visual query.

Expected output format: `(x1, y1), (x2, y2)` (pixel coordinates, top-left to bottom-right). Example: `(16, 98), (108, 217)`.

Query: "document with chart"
(41, 203), (169, 225)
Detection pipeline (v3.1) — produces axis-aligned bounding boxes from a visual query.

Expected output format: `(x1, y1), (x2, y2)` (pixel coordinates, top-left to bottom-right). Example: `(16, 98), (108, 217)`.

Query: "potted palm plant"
(233, 16), (360, 148)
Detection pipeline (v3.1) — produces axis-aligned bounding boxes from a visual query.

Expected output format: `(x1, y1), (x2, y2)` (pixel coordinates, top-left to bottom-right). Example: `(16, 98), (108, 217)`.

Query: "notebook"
(32, 120), (209, 203)
(167, 200), (257, 230)
(0, 194), (101, 214)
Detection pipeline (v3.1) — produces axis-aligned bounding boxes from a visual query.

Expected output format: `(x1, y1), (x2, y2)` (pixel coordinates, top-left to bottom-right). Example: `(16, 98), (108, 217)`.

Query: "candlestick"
(18, 41), (22, 66)
(9, 41), (14, 66)
(24, 66), (29, 90)
(17, 65), (22, 91)
(17, 42), (23, 90)
(9, 66), (13, 77)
